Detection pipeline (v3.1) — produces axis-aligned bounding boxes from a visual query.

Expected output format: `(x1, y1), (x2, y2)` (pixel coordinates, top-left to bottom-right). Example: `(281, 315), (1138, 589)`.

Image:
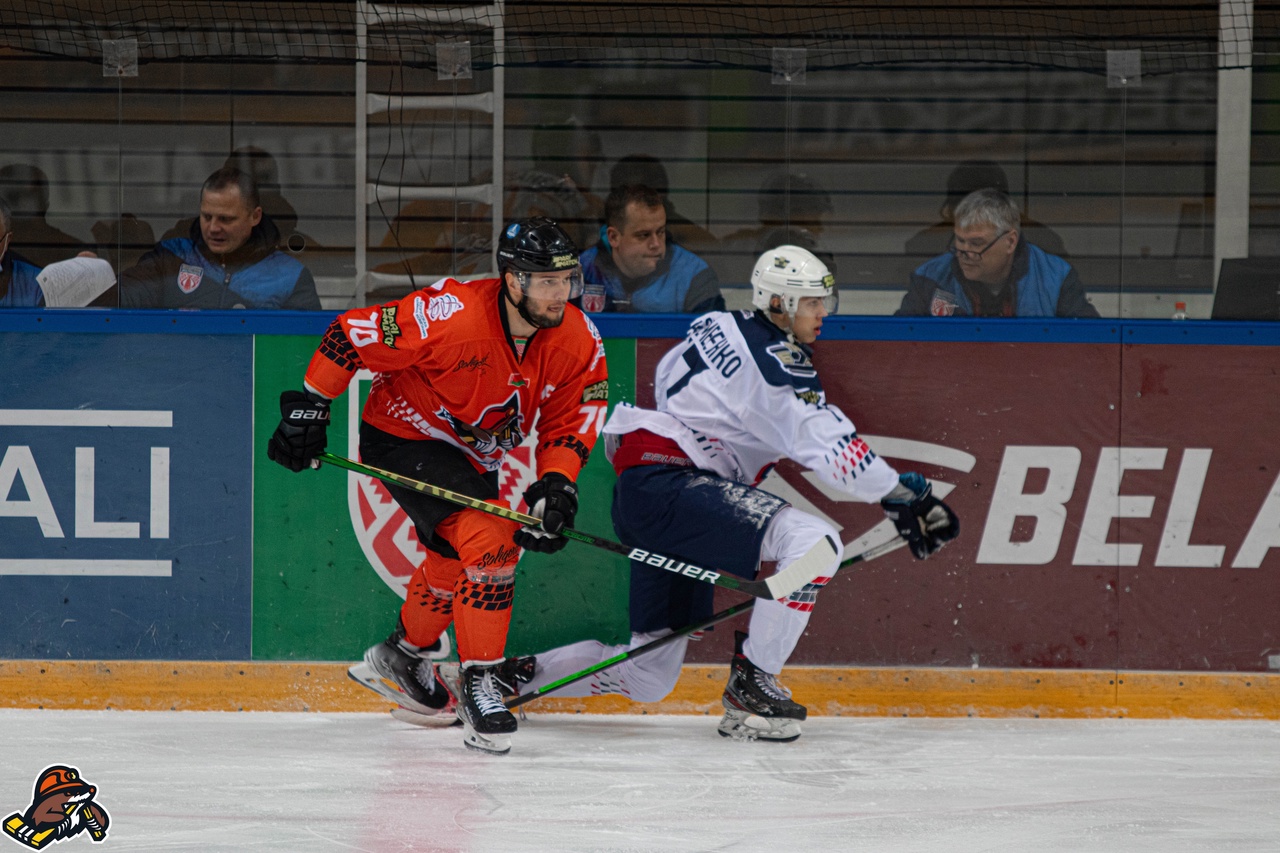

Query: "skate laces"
(469, 669), (507, 715)
(752, 669), (793, 701)
(413, 660), (439, 695)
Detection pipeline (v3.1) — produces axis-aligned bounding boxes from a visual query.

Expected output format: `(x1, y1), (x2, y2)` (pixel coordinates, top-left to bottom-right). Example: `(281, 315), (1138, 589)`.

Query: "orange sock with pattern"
(434, 508), (521, 664)
(398, 554), (457, 648)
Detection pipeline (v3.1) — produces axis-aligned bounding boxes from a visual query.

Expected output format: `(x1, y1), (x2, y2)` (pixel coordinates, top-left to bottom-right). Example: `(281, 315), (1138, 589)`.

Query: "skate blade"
(436, 662), (462, 699)
(461, 719), (512, 755)
(347, 662), (443, 717)
(390, 707), (460, 728)
(716, 710), (801, 743)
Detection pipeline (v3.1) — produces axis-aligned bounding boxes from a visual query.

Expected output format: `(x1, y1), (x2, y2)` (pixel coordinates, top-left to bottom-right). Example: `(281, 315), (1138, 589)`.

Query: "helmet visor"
(793, 290), (838, 318)
(517, 268), (584, 300)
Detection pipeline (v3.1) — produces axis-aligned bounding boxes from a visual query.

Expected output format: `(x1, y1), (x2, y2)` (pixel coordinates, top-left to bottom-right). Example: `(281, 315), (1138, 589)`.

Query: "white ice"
(3, 709), (1279, 852)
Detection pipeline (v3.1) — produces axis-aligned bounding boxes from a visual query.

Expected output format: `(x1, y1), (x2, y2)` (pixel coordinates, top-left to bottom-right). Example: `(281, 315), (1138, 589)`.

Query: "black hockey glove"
(880, 472), (960, 560)
(514, 472), (578, 554)
(266, 389), (331, 472)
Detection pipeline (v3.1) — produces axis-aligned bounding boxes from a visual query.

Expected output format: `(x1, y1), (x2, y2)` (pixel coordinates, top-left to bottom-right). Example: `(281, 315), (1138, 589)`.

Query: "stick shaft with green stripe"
(317, 452), (783, 600)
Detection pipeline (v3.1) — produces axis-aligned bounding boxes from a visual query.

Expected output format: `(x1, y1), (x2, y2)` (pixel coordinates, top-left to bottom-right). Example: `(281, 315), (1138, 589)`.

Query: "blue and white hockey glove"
(514, 472), (578, 554)
(267, 389), (330, 472)
(880, 472), (960, 560)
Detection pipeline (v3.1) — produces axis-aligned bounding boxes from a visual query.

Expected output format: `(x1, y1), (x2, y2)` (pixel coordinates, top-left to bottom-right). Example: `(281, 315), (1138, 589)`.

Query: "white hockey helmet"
(750, 245), (837, 317)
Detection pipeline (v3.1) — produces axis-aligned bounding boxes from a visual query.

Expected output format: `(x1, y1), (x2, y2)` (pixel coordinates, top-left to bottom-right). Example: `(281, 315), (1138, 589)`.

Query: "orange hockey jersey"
(304, 276), (609, 480)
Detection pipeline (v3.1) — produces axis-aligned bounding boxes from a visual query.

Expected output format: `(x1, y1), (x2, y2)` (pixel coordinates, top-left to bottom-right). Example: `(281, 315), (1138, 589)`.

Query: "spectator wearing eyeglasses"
(0, 195), (45, 307)
(895, 188), (1098, 318)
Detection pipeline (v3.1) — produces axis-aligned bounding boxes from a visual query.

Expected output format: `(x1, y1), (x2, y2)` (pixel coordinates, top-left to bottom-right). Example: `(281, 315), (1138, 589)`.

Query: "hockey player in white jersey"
(519, 245), (960, 742)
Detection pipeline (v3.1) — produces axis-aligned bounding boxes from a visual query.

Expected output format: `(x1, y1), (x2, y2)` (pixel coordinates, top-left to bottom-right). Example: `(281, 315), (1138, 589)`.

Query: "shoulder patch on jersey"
(582, 379), (609, 403)
(584, 314), (606, 372)
(794, 388), (822, 405)
(412, 295), (429, 338)
(428, 293), (463, 321)
(380, 305), (401, 347)
(733, 313), (823, 392)
(765, 341), (817, 379)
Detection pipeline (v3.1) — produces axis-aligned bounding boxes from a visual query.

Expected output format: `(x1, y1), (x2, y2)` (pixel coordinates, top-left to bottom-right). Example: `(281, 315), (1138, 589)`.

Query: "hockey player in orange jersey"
(267, 217), (608, 754)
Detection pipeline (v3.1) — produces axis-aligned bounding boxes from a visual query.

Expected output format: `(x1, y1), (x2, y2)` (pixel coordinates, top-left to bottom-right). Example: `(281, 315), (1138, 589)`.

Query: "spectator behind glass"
(900, 160), (1069, 284)
(115, 166), (320, 309)
(896, 188), (1098, 318)
(506, 118), (604, 252)
(0, 163), (91, 267)
(609, 154), (717, 257)
(161, 146), (317, 256)
(0, 195), (45, 307)
(577, 184), (723, 313)
(717, 171), (835, 288)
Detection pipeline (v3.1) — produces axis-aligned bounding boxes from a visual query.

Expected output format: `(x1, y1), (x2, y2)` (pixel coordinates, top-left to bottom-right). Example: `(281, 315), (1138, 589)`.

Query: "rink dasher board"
(0, 660), (1277, 720)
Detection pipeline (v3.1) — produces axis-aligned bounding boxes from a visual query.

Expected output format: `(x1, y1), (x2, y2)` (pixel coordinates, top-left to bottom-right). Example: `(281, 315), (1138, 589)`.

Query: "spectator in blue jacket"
(117, 166), (320, 310)
(0, 196), (45, 307)
(896, 188), (1098, 318)
(578, 184), (723, 313)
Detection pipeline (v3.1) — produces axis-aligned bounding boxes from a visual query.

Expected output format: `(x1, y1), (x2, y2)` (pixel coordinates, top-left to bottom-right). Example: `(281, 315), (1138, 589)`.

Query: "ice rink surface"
(2, 709), (1279, 852)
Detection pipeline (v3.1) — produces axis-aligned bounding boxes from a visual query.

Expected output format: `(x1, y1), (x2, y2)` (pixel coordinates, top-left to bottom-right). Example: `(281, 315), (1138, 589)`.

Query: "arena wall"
(2, 311), (1279, 717)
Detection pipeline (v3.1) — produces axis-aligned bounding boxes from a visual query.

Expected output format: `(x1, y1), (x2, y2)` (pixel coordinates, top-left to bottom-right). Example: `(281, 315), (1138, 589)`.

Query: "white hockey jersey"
(604, 310), (899, 503)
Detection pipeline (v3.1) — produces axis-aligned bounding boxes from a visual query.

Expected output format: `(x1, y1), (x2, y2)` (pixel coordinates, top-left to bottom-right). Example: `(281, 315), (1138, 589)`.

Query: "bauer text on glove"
(267, 389), (330, 472)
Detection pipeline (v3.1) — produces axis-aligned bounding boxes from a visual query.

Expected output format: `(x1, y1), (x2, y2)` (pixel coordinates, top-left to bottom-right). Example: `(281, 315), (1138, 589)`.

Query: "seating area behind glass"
(2, 1), (1277, 320)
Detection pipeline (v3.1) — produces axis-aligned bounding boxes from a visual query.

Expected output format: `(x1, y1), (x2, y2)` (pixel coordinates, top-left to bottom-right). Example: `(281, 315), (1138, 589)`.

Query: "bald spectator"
(118, 166), (319, 309)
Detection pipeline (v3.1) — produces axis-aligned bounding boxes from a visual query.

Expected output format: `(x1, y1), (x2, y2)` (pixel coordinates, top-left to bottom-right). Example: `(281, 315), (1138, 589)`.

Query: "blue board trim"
(2, 309), (1279, 345)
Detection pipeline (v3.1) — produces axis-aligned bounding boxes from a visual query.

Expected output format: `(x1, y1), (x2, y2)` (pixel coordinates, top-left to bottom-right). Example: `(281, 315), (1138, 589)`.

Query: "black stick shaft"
(318, 452), (781, 599)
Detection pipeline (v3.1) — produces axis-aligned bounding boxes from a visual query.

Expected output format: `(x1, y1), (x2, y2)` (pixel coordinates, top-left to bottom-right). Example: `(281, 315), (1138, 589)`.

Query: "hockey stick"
(319, 452), (821, 600)
(504, 536), (908, 709)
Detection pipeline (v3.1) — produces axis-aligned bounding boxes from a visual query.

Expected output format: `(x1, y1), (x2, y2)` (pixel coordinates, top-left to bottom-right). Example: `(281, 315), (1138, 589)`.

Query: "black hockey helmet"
(496, 217), (580, 276)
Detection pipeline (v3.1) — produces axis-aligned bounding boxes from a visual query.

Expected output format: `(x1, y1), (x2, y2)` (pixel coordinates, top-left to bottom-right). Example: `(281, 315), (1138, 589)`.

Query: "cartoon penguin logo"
(3, 765), (109, 847)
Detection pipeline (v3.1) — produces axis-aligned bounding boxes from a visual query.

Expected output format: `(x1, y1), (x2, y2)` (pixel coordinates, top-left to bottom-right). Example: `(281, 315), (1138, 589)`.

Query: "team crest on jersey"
(766, 341), (817, 378)
(177, 263), (203, 294)
(342, 372), (538, 598)
(930, 289), (959, 317)
(428, 293), (463, 321)
(437, 392), (525, 456)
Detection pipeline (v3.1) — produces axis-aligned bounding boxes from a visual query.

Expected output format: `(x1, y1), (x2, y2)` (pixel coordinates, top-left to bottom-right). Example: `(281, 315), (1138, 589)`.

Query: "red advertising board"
(635, 339), (1280, 672)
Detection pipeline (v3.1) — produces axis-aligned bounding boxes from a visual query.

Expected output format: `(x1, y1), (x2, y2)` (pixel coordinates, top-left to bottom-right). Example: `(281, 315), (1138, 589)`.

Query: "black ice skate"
(348, 630), (456, 722)
(456, 663), (519, 755)
(718, 631), (807, 743)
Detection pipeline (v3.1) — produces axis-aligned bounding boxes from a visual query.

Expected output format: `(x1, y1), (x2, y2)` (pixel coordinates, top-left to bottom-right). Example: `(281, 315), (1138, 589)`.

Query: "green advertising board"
(252, 335), (635, 661)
